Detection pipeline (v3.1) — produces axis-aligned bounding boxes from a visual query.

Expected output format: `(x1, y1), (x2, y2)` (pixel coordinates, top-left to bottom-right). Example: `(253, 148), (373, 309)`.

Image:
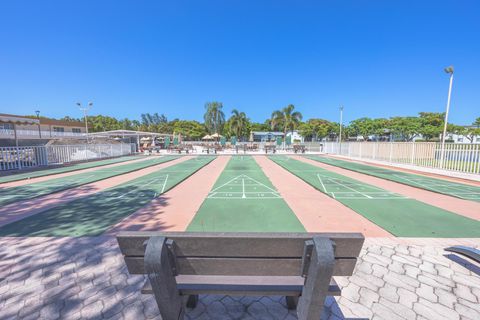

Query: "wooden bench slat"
(124, 256), (357, 277)
(117, 232), (364, 258)
(141, 276), (341, 296)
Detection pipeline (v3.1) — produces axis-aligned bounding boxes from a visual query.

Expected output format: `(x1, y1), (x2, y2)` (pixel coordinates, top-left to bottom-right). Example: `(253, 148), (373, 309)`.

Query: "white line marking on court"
(115, 177), (165, 199)
(316, 174), (328, 193)
(242, 178), (246, 198)
(161, 174), (169, 193)
(210, 176), (244, 193)
(317, 174), (373, 198)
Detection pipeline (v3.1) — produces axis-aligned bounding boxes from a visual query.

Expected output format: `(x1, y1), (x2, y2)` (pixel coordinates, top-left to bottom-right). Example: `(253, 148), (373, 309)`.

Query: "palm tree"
(203, 101), (225, 134)
(271, 104), (303, 142)
(229, 109), (248, 141)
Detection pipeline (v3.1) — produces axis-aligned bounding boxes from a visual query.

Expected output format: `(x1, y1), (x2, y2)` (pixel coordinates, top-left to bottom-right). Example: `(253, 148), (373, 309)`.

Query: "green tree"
(270, 104), (303, 139)
(203, 101), (225, 134)
(349, 117), (376, 140)
(250, 122), (270, 132)
(226, 109), (250, 141)
(418, 112), (444, 141)
(299, 119), (333, 141)
(388, 117), (421, 141)
(173, 120), (207, 140)
(474, 117), (480, 127)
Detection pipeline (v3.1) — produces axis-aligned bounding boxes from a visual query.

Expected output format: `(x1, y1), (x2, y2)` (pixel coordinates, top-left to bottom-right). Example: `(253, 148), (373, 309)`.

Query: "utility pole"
(440, 66), (454, 168)
(77, 102), (93, 143)
(35, 110), (41, 138)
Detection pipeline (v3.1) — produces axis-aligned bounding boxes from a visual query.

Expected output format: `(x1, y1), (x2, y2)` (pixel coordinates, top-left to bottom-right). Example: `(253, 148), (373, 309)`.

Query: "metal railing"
(323, 142), (480, 175)
(0, 143), (136, 171)
(0, 129), (86, 138)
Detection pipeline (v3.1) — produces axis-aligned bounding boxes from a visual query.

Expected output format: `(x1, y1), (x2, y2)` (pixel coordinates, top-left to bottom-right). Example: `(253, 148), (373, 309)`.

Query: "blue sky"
(0, 1), (479, 125)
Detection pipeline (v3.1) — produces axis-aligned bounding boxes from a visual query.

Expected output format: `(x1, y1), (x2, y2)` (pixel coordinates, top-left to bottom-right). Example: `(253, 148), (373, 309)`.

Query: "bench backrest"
(117, 232), (364, 277)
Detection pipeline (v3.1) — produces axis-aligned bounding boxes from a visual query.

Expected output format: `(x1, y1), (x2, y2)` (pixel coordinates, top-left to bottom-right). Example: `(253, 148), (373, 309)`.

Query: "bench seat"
(141, 275), (341, 296)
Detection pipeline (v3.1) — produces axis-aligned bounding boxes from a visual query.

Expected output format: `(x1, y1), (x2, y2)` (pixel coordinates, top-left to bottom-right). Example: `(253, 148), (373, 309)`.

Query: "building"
(447, 125), (480, 144)
(249, 131), (284, 142)
(286, 130), (304, 143)
(0, 113), (87, 146)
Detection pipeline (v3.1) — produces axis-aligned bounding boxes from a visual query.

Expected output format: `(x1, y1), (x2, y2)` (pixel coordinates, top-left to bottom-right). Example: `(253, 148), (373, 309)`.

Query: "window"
(457, 137), (463, 143)
(476, 137), (480, 143)
(53, 127), (64, 132)
(72, 128), (81, 133)
(0, 123), (14, 130)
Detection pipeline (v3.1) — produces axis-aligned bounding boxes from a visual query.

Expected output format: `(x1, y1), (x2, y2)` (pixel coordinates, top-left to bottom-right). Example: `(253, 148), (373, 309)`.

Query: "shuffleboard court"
(0, 156), (216, 237)
(0, 155), (142, 184)
(187, 155), (305, 232)
(307, 155), (480, 202)
(0, 156), (179, 206)
(270, 156), (480, 237)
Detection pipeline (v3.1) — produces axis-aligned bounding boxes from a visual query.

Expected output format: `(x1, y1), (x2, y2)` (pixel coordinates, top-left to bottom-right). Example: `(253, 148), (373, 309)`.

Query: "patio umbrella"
(202, 134), (213, 140)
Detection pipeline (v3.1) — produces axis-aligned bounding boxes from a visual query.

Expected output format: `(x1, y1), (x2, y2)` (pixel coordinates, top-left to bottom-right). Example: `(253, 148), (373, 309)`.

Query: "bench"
(293, 145), (306, 154)
(117, 232), (364, 320)
(264, 145), (276, 154)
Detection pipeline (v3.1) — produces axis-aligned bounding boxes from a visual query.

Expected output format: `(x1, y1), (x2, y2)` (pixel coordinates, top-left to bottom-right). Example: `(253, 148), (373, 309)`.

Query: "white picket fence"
(323, 142), (480, 175)
(0, 143), (136, 171)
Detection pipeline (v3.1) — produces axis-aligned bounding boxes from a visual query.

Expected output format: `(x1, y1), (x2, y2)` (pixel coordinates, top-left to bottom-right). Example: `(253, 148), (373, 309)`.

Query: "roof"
(0, 113), (85, 127)
(0, 114), (39, 125)
(251, 131), (284, 135)
(88, 130), (172, 137)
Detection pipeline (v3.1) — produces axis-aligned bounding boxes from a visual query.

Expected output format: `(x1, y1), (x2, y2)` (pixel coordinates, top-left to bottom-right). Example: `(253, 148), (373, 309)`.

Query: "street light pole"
(339, 105), (344, 154)
(440, 66), (454, 169)
(77, 102), (93, 142)
(35, 110), (41, 139)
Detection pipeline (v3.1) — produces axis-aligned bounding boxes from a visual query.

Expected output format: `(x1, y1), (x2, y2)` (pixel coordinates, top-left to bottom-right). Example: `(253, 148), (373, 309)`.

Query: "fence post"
(411, 142), (415, 165)
(16, 146), (22, 170)
(110, 145), (113, 157)
(84, 145), (88, 160)
(389, 143), (393, 162)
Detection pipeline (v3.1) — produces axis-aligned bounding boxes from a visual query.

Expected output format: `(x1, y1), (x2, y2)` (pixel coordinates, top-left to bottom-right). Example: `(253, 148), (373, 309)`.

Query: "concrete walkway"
(1, 236), (479, 319)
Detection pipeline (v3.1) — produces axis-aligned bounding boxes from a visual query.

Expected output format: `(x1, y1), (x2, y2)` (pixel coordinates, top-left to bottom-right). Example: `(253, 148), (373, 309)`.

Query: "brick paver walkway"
(0, 237), (479, 320)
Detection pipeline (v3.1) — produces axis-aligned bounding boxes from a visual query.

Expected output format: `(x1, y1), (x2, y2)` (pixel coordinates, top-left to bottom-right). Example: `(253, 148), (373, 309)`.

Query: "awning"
(0, 114), (39, 125)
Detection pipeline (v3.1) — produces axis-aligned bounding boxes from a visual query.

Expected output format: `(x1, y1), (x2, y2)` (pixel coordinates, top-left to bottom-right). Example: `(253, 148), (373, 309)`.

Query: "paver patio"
(1, 236), (479, 319)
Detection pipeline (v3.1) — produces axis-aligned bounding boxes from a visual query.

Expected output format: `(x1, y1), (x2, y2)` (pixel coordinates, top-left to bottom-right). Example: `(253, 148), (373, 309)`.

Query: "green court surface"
(270, 156), (480, 237)
(0, 156), (216, 237)
(0, 156), (180, 206)
(187, 156), (305, 232)
(306, 155), (480, 202)
(0, 155), (142, 184)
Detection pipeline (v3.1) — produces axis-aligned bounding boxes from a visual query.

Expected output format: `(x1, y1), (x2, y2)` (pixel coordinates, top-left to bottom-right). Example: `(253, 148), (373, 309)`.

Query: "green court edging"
(270, 156), (480, 238)
(187, 156), (305, 232)
(0, 156), (180, 206)
(0, 156), (216, 237)
(0, 155), (143, 184)
(306, 155), (480, 203)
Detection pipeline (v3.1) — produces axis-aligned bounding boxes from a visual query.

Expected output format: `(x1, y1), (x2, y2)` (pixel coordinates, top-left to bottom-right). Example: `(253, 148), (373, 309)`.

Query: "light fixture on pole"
(440, 66), (454, 168)
(77, 102), (93, 142)
(339, 105), (344, 154)
(35, 110), (42, 138)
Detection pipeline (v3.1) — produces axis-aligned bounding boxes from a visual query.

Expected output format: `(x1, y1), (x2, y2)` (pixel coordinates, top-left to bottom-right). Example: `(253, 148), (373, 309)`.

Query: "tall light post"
(440, 66), (454, 168)
(339, 105), (344, 154)
(77, 102), (93, 142)
(35, 110), (41, 138)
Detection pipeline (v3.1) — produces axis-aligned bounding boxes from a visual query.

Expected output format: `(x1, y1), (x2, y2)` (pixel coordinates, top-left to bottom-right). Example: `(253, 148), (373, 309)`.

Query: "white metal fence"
(323, 142), (480, 175)
(0, 143), (136, 171)
(0, 129), (85, 138)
